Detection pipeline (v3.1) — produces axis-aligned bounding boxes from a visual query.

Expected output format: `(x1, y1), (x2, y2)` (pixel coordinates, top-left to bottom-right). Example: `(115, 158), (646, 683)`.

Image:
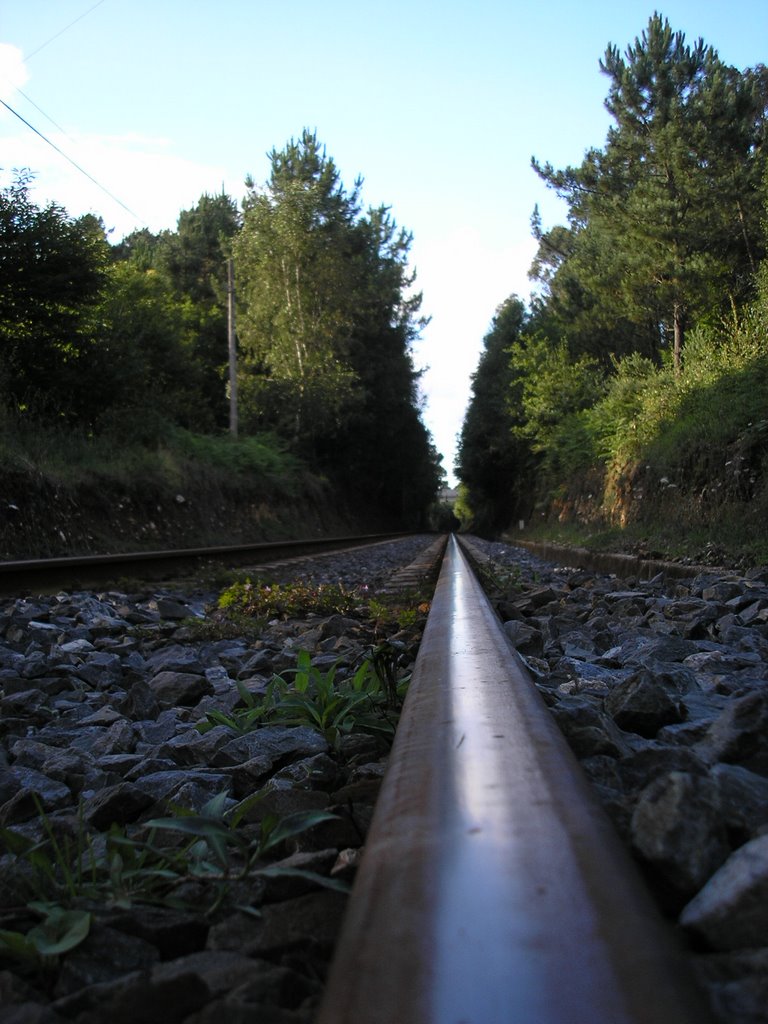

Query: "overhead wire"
(24, 0), (111, 62)
(3, 84), (70, 138)
(2, 0), (145, 229)
(1, 97), (144, 225)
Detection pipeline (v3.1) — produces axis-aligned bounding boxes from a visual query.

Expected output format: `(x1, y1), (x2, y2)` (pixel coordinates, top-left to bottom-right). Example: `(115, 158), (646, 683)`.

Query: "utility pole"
(227, 257), (238, 439)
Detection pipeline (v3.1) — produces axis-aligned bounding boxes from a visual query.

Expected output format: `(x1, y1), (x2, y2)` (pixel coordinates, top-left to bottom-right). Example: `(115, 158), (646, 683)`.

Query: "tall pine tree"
(532, 14), (767, 369)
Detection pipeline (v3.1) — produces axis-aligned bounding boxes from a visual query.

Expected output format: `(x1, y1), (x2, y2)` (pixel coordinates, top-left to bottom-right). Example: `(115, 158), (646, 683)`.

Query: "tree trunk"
(673, 301), (684, 374)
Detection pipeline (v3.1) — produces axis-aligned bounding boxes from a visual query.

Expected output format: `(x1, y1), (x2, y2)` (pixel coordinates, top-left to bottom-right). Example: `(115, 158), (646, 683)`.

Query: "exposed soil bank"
(0, 469), (362, 560)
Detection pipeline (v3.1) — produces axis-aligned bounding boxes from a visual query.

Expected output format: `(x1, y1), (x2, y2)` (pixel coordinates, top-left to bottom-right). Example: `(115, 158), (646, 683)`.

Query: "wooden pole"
(227, 257), (238, 438)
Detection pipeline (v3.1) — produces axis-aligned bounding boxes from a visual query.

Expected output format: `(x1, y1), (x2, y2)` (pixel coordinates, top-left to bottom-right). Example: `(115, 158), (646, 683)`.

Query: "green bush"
(0, 409), (302, 493)
(218, 578), (360, 620)
(168, 429), (299, 480)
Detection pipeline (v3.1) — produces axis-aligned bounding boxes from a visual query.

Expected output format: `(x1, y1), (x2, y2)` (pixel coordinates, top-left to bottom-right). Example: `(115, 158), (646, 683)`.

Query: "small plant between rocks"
(218, 578), (361, 621)
(0, 792), (344, 985)
(367, 594), (431, 633)
(196, 646), (411, 749)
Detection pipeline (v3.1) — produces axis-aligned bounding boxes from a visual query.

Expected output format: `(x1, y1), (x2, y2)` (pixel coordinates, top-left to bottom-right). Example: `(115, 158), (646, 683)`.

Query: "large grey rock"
(183, 961), (321, 1022)
(604, 670), (685, 737)
(217, 726), (329, 766)
(82, 781), (155, 828)
(68, 719), (135, 758)
(0, 767), (72, 823)
(149, 670), (213, 708)
(680, 835), (768, 950)
(712, 763), (768, 840)
(145, 645), (206, 676)
(549, 695), (630, 758)
(502, 620), (544, 655)
(696, 690), (768, 774)
(692, 948), (768, 1024)
(53, 968), (208, 1024)
(158, 725), (242, 767)
(53, 923), (159, 998)
(108, 906), (208, 959)
(208, 890), (347, 958)
(630, 770), (730, 897)
(71, 651), (123, 688)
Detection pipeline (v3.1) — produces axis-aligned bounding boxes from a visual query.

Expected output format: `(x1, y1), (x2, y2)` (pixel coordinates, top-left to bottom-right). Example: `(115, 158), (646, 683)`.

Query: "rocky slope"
(0, 469), (358, 561)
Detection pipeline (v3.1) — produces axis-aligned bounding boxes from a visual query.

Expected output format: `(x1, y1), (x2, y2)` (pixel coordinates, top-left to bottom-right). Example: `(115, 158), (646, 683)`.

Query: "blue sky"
(1, 1), (766, 485)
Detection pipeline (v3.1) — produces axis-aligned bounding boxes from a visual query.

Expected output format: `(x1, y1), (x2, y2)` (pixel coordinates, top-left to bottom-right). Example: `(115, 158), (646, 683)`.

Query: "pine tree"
(533, 15), (767, 370)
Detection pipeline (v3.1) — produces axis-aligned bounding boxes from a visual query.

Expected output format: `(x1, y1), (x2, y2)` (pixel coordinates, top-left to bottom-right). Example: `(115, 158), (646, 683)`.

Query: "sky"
(1, 0), (766, 486)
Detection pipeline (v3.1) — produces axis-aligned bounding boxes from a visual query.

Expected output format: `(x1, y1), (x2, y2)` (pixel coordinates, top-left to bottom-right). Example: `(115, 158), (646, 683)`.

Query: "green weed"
(366, 595), (431, 633)
(197, 647), (411, 748)
(218, 578), (361, 620)
(0, 790), (346, 968)
(0, 903), (92, 974)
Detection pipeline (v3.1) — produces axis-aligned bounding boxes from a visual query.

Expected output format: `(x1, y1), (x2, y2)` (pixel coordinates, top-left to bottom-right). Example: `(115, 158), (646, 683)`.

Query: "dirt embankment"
(0, 470), (359, 560)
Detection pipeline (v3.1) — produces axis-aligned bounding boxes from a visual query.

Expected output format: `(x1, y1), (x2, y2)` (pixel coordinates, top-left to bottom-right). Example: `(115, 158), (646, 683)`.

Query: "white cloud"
(0, 126), (246, 237)
(0, 44), (28, 103)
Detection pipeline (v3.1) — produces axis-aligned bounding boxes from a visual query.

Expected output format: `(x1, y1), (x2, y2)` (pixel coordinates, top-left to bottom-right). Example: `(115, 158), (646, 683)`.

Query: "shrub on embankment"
(457, 283), (768, 566)
(525, 310), (768, 565)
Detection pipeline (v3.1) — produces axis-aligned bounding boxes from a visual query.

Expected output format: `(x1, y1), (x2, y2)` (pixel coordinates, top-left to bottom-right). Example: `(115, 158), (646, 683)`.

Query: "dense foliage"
(455, 297), (532, 533)
(234, 132), (442, 520)
(458, 15), (768, 554)
(0, 135), (442, 528)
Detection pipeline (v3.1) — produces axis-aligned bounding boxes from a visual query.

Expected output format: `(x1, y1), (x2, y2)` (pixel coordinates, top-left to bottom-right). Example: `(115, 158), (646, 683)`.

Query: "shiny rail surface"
(317, 534), (714, 1024)
(0, 533), (410, 594)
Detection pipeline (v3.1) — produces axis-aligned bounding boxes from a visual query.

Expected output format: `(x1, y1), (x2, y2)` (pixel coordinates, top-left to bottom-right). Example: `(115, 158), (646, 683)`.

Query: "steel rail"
(317, 533), (713, 1024)
(0, 532), (411, 593)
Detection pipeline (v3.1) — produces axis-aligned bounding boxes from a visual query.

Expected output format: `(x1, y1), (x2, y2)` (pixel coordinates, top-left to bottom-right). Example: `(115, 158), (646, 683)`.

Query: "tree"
(234, 131), (361, 447)
(94, 261), (207, 438)
(0, 173), (111, 423)
(162, 192), (241, 304)
(114, 193), (242, 429)
(455, 297), (534, 533)
(529, 207), (660, 363)
(508, 332), (604, 470)
(160, 192), (241, 429)
(532, 15), (767, 370)
(325, 204), (440, 521)
(234, 131), (441, 524)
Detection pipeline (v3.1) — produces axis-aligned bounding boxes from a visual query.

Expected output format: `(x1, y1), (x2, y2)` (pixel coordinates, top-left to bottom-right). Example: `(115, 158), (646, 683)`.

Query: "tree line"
(0, 131), (443, 525)
(457, 14), (768, 538)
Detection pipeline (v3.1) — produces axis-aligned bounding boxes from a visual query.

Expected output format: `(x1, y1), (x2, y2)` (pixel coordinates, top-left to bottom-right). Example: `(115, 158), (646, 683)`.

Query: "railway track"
(317, 533), (715, 1024)
(0, 532), (411, 594)
(0, 532), (750, 1020)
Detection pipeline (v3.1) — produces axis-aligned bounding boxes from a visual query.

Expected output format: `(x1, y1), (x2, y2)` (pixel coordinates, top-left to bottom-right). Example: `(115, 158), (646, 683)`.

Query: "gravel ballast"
(0, 535), (437, 1023)
(1, 532), (766, 1024)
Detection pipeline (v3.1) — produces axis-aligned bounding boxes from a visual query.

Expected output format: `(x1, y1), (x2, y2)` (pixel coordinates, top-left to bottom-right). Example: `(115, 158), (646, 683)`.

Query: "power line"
(0, 97), (144, 225)
(3, 0), (143, 230)
(25, 0), (111, 62)
(4, 84), (70, 137)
